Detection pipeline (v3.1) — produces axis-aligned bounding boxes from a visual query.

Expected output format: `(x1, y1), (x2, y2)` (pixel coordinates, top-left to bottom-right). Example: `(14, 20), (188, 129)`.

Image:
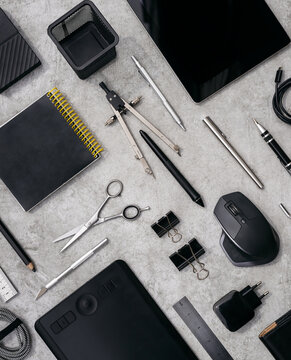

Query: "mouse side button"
(214, 199), (241, 239)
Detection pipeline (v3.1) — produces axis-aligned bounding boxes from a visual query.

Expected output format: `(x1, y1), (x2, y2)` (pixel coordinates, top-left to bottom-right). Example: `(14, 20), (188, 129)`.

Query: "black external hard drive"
(35, 260), (199, 360)
(0, 8), (41, 93)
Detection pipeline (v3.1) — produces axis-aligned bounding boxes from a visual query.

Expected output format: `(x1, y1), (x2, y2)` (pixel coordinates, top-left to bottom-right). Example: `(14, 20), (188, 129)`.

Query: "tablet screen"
(127, 0), (290, 102)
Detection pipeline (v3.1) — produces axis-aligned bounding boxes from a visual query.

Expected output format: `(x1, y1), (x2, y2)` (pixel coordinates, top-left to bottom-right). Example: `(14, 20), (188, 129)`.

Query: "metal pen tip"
(252, 118), (266, 134)
(179, 123), (186, 131)
(253, 119), (262, 128)
(35, 287), (47, 300)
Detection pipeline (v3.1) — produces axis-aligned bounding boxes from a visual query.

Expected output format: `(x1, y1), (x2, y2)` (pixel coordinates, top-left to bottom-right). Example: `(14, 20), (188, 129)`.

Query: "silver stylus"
(35, 238), (108, 300)
(131, 55), (186, 131)
(203, 116), (264, 189)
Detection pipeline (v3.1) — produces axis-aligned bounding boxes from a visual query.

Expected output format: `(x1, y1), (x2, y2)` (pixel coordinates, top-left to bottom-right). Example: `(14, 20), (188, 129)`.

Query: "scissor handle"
(122, 205), (150, 220)
(106, 180), (123, 198)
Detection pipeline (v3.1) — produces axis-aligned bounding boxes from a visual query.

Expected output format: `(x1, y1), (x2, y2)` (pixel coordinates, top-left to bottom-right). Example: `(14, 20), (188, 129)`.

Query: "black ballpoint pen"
(253, 119), (291, 175)
(140, 130), (204, 207)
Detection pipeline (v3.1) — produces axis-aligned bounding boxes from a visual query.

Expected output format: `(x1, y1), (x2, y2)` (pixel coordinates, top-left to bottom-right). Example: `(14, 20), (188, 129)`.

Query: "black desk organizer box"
(48, 1), (119, 79)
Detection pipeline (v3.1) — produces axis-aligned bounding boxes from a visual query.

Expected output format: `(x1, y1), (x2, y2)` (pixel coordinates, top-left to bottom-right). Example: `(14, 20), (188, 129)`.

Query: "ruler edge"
(0, 267), (18, 302)
(173, 296), (233, 360)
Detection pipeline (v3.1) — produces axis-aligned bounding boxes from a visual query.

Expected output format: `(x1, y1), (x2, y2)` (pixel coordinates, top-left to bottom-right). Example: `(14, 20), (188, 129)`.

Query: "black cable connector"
(272, 67), (291, 124)
(274, 67), (283, 83)
(213, 281), (269, 332)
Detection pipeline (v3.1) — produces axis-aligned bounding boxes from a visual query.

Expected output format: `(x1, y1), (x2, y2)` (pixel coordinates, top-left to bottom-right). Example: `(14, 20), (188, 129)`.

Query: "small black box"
(48, 1), (119, 79)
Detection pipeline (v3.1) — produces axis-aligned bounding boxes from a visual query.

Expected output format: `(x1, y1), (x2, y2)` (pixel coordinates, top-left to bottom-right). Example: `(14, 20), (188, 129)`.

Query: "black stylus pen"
(253, 119), (291, 175)
(140, 130), (204, 207)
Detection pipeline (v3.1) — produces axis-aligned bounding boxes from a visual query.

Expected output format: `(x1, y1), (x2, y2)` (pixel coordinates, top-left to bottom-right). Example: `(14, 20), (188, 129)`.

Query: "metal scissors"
(53, 180), (150, 252)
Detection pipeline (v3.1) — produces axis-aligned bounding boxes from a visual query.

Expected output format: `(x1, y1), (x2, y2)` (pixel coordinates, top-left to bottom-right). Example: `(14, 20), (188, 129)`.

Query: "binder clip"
(169, 239), (209, 280)
(151, 211), (182, 243)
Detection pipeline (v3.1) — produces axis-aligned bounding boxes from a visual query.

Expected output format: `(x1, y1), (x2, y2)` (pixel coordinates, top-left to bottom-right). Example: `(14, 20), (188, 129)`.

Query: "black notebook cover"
(0, 8), (41, 93)
(259, 310), (291, 360)
(0, 89), (102, 211)
(35, 260), (199, 360)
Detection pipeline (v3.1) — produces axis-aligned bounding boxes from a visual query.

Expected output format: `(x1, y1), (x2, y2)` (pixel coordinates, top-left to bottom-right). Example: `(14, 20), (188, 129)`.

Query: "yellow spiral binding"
(47, 88), (103, 158)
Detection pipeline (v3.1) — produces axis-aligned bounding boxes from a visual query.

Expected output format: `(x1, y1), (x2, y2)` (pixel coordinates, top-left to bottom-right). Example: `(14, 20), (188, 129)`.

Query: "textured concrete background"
(0, 0), (290, 359)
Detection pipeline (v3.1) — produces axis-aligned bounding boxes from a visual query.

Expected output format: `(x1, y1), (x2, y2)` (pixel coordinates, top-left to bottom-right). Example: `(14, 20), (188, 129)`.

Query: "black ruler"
(173, 296), (233, 360)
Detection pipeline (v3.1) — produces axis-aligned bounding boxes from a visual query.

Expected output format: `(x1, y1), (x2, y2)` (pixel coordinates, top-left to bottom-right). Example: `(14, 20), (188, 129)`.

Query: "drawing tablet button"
(76, 294), (98, 315)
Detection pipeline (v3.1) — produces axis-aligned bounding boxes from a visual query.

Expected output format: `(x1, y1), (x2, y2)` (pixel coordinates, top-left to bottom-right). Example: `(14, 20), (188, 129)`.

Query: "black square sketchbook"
(0, 88), (103, 211)
(35, 260), (199, 360)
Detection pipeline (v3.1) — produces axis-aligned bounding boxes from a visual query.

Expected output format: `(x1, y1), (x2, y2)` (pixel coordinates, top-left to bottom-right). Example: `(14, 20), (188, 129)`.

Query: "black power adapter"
(213, 282), (269, 332)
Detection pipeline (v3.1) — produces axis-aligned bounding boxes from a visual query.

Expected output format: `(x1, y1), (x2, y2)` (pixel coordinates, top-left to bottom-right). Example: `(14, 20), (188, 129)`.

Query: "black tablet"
(127, 0), (290, 102)
(35, 260), (199, 360)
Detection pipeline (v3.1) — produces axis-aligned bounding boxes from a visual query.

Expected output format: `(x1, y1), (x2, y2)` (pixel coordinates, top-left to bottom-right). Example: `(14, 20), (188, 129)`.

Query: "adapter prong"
(259, 291), (269, 300)
(252, 281), (262, 290)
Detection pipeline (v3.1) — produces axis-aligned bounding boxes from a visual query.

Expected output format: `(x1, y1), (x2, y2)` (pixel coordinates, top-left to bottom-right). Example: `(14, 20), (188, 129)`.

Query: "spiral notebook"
(0, 88), (103, 211)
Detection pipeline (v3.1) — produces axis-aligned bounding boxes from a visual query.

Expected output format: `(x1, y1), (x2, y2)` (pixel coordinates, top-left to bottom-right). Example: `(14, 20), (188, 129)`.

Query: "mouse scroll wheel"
(228, 203), (240, 216)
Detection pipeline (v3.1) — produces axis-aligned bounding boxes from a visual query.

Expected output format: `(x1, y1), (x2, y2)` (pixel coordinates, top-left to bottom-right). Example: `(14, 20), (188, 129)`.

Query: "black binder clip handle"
(151, 211), (181, 242)
(170, 239), (209, 280)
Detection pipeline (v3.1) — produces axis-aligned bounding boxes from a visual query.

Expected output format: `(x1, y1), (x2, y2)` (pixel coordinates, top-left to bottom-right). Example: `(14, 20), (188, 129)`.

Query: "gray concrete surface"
(0, 0), (290, 359)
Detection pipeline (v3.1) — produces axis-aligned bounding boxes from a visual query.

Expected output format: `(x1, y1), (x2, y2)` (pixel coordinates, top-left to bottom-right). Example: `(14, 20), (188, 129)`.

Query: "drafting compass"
(100, 82), (181, 177)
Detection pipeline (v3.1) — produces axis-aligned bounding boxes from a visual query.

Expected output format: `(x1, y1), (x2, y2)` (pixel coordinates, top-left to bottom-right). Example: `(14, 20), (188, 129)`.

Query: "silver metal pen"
(203, 116), (264, 189)
(35, 238), (108, 300)
(131, 55), (186, 131)
(279, 203), (291, 219)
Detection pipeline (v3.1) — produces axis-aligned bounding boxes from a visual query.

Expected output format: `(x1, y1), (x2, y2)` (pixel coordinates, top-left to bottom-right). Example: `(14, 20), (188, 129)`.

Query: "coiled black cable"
(0, 309), (31, 360)
(272, 67), (291, 124)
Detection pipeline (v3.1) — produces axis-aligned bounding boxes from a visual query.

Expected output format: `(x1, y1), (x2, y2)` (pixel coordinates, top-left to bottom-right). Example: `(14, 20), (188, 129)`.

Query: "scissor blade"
(60, 226), (88, 253)
(53, 224), (83, 243)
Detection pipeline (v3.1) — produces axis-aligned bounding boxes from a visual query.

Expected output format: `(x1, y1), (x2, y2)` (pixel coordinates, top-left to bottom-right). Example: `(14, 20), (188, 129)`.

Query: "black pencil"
(0, 218), (36, 272)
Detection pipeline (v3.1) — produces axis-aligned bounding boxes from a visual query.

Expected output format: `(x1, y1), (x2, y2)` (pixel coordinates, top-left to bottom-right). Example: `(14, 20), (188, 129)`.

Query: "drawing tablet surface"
(0, 89), (102, 211)
(35, 260), (199, 360)
(127, 0), (290, 102)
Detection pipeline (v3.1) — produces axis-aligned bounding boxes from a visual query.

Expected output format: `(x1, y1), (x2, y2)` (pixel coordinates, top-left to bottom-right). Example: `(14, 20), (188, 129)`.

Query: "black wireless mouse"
(214, 192), (279, 267)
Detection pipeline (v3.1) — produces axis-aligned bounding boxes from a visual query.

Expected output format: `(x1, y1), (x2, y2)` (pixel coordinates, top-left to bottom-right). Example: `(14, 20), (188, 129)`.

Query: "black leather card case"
(259, 309), (291, 360)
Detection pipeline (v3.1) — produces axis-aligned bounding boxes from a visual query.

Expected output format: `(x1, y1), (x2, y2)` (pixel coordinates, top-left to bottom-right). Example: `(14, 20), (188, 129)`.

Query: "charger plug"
(213, 281), (269, 332)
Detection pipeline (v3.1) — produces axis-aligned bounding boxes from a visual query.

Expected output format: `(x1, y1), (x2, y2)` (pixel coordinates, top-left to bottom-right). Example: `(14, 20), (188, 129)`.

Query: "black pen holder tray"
(48, 1), (119, 79)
